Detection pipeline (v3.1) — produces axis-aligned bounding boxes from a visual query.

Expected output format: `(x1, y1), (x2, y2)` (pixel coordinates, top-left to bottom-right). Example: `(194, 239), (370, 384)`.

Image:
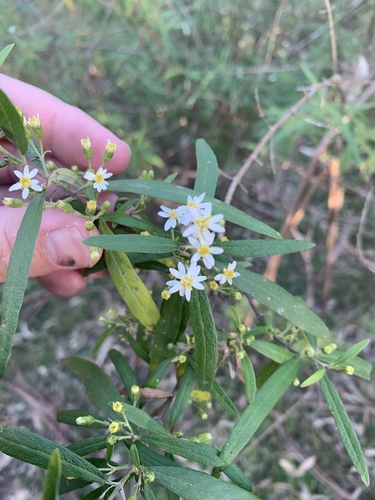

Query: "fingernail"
(46, 227), (94, 268)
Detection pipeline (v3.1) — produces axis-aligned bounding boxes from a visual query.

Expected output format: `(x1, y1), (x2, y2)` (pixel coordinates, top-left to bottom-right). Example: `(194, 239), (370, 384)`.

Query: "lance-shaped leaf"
(220, 357), (301, 466)
(98, 221), (160, 330)
(169, 364), (196, 428)
(250, 340), (295, 364)
(319, 375), (370, 486)
(0, 89), (28, 154)
(240, 353), (257, 404)
(194, 139), (218, 197)
(107, 179), (281, 239)
(235, 269), (329, 338)
(84, 234), (180, 255)
(217, 239), (314, 257)
(42, 449), (62, 500)
(300, 368), (326, 388)
(0, 191), (46, 378)
(0, 44), (15, 67)
(190, 288), (218, 390)
(109, 349), (138, 400)
(0, 427), (107, 484)
(331, 339), (370, 367)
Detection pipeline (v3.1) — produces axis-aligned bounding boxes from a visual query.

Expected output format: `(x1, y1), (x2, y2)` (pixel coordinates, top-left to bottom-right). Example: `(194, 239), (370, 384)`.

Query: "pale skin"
(0, 74), (131, 296)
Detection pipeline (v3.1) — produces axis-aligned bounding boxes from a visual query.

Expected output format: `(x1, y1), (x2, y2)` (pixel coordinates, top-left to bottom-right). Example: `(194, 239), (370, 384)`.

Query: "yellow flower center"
(198, 245), (210, 257)
(194, 215), (211, 231)
(224, 268), (235, 280)
(95, 172), (105, 184)
(188, 201), (199, 209)
(169, 210), (179, 219)
(20, 177), (32, 189)
(180, 275), (194, 290)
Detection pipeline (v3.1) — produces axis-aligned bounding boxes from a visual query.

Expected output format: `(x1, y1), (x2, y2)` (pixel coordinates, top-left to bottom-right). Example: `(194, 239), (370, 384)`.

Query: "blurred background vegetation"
(0, 0), (375, 498)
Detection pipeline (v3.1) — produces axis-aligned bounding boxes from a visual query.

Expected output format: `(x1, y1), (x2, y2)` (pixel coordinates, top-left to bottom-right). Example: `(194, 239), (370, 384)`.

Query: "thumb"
(0, 207), (101, 282)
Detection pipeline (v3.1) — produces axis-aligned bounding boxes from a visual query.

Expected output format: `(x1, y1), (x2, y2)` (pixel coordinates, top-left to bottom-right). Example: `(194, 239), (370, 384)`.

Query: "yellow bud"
(90, 247), (100, 261)
(108, 421), (120, 434)
(323, 343), (338, 354)
(344, 365), (355, 376)
(85, 220), (94, 231)
(28, 115), (43, 139)
(293, 378), (300, 387)
(81, 137), (93, 160)
(209, 281), (219, 291)
(161, 290), (171, 300)
(86, 200), (97, 214)
(178, 354), (187, 364)
(112, 401), (124, 413)
(131, 384), (140, 400)
(103, 140), (117, 162)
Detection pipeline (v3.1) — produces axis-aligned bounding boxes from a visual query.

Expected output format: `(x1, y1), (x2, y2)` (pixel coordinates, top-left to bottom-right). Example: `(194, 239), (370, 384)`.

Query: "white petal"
(29, 168), (39, 178)
(9, 182), (21, 192)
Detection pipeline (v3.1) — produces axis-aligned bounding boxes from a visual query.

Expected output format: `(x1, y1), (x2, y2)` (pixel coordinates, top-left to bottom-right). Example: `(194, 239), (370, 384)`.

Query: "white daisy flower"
(176, 193), (211, 225)
(166, 262), (207, 301)
(158, 205), (180, 231)
(214, 261), (240, 285)
(9, 164), (43, 199)
(188, 232), (224, 269)
(83, 167), (113, 192)
(182, 208), (225, 240)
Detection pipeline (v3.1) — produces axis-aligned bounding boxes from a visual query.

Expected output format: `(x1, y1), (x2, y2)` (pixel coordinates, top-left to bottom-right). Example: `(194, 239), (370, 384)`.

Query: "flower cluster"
(159, 193), (240, 301)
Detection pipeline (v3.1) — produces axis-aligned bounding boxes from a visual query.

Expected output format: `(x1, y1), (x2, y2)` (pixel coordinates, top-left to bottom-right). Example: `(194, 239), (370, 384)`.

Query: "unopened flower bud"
(85, 220), (95, 231)
(46, 160), (57, 172)
(323, 343), (338, 354)
(343, 365), (355, 376)
(112, 401), (124, 413)
(90, 247), (100, 261)
(131, 384), (140, 401)
(238, 324), (247, 335)
(143, 471), (155, 483)
(107, 435), (117, 445)
(108, 421), (121, 434)
(244, 335), (255, 346)
(81, 137), (93, 160)
(293, 378), (300, 387)
(237, 350), (245, 360)
(175, 431), (184, 438)
(304, 349), (314, 357)
(76, 415), (95, 426)
(178, 354), (187, 364)
(29, 115), (43, 139)
(103, 140), (117, 162)
(141, 170), (148, 180)
(100, 200), (111, 213)
(162, 290), (171, 300)
(209, 281), (219, 291)
(71, 165), (80, 173)
(198, 409), (208, 420)
(198, 432), (212, 443)
(86, 200), (97, 214)
(55, 200), (74, 213)
(189, 436), (200, 444)
(147, 170), (155, 180)
(3, 197), (24, 208)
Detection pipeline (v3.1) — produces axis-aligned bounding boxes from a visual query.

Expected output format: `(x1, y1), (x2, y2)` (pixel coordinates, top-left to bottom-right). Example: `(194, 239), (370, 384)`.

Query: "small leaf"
(0, 89), (28, 154)
(236, 269), (329, 338)
(107, 179), (281, 239)
(0, 44), (15, 67)
(210, 380), (240, 418)
(99, 222), (160, 330)
(190, 288), (218, 390)
(0, 191), (46, 378)
(224, 463), (253, 492)
(220, 357), (301, 466)
(320, 375), (370, 486)
(42, 449), (62, 500)
(169, 364), (196, 428)
(194, 139), (218, 197)
(217, 239), (314, 258)
(102, 212), (160, 233)
(0, 427), (107, 484)
(316, 353), (372, 381)
(251, 340), (295, 364)
(300, 368), (326, 388)
(144, 359), (172, 388)
(68, 436), (108, 457)
(143, 481), (157, 500)
(141, 434), (224, 467)
(240, 353), (257, 404)
(84, 234), (180, 254)
(109, 349), (138, 400)
(331, 339), (370, 367)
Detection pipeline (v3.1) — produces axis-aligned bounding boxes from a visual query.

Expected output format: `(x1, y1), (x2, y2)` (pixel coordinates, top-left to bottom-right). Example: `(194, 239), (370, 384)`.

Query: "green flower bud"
(147, 170), (155, 180)
(81, 137), (93, 160)
(100, 200), (111, 213)
(143, 471), (155, 483)
(85, 220), (95, 231)
(131, 384), (140, 401)
(103, 140), (117, 162)
(76, 415), (95, 426)
(323, 343), (338, 354)
(2, 197), (24, 208)
(55, 200), (74, 213)
(107, 435), (117, 445)
(28, 115), (44, 139)
(198, 432), (212, 443)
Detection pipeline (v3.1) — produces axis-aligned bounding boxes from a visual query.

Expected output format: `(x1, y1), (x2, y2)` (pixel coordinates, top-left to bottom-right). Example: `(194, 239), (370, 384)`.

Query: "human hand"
(0, 74), (131, 296)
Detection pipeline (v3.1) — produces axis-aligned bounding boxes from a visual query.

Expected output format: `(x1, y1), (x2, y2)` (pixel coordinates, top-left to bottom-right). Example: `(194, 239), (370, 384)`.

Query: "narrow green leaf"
(217, 239), (314, 257)
(141, 434), (224, 467)
(93, 324), (118, 354)
(169, 364), (196, 428)
(0, 427), (107, 484)
(0, 89), (28, 154)
(190, 288), (218, 390)
(236, 269), (329, 338)
(331, 339), (370, 367)
(251, 340), (295, 364)
(109, 349), (138, 399)
(300, 368), (326, 388)
(224, 463), (253, 492)
(84, 234), (180, 254)
(143, 481), (157, 500)
(316, 353), (372, 381)
(144, 358), (172, 388)
(150, 294), (184, 371)
(64, 357), (170, 436)
(241, 353), (257, 404)
(102, 213), (160, 233)
(107, 179), (281, 239)
(194, 139), (218, 197)
(320, 375), (370, 486)
(211, 380), (240, 418)
(99, 222), (160, 330)
(149, 465), (260, 500)
(68, 436), (108, 457)
(0, 44), (15, 67)
(42, 449), (62, 500)
(220, 357), (301, 465)
(80, 485), (112, 500)
(0, 191), (46, 378)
